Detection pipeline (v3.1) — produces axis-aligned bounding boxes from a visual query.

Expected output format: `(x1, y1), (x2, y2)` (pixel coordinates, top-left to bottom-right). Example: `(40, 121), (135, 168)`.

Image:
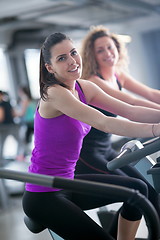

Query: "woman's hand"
(152, 123), (160, 138)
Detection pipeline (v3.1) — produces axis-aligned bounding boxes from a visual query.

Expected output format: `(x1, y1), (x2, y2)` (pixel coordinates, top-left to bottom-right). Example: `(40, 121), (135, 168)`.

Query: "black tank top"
(86, 74), (122, 140)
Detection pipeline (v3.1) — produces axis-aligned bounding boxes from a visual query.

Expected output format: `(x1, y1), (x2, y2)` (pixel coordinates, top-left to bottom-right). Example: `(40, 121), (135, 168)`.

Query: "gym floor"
(0, 194), (50, 240)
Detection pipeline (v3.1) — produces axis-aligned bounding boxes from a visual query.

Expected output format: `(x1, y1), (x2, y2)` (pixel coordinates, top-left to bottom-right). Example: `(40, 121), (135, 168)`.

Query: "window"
(0, 48), (10, 92)
(24, 49), (40, 99)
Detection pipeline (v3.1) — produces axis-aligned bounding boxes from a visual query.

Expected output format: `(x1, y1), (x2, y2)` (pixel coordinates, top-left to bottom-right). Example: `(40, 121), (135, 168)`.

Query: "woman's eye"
(108, 45), (113, 50)
(72, 50), (78, 56)
(97, 49), (103, 54)
(58, 57), (65, 61)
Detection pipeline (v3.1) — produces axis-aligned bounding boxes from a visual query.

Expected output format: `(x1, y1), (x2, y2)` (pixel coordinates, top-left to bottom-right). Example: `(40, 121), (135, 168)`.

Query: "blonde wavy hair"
(80, 25), (129, 79)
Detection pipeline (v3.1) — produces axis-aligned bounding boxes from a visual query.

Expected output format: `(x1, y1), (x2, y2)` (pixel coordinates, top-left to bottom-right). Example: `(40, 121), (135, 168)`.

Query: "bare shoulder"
(39, 85), (69, 118)
(78, 78), (97, 88)
(87, 75), (106, 88)
(119, 70), (130, 78)
(78, 79), (98, 93)
(88, 75), (101, 83)
(116, 70), (129, 85)
(47, 84), (70, 101)
(78, 79), (100, 104)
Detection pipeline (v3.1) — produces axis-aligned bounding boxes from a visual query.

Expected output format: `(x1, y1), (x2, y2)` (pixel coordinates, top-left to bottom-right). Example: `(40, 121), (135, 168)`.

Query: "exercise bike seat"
(24, 215), (45, 233)
(24, 215), (64, 240)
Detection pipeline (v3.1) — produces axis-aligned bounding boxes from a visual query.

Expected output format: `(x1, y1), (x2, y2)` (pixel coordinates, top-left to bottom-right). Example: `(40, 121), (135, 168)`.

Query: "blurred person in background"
(0, 90), (14, 124)
(0, 90), (15, 164)
(14, 86), (36, 160)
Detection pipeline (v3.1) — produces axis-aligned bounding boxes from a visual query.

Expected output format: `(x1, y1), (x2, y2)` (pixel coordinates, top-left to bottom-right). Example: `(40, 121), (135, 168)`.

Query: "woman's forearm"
(101, 116), (159, 139)
(122, 105), (160, 124)
(148, 90), (160, 105)
(133, 97), (160, 110)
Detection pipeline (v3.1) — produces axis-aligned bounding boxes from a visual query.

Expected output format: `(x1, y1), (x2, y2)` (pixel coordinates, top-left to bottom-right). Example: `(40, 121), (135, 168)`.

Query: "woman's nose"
(68, 56), (76, 64)
(104, 49), (111, 57)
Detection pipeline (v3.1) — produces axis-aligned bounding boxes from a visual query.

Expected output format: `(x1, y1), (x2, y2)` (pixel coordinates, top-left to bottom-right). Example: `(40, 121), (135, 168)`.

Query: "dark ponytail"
(39, 32), (70, 100)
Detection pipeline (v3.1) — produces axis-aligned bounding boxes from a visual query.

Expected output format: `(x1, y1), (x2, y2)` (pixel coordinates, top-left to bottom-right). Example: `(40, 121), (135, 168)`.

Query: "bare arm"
(80, 80), (160, 123)
(89, 75), (160, 110)
(0, 107), (4, 122)
(41, 83), (160, 139)
(118, 71), (160, 105)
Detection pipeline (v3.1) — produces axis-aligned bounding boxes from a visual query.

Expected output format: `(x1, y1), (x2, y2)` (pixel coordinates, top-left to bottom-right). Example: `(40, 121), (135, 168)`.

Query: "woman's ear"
(45, 63), (55, 74)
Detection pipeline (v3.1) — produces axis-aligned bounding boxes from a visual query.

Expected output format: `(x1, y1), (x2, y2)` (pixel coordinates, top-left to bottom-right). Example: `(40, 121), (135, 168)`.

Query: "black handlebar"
(0, 168), (159, 239)
(107, 137), (160, 171)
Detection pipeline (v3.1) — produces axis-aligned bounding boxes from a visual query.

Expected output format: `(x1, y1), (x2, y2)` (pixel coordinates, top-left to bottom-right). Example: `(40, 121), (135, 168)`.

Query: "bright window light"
(24, 49), (40, 99)
(0, 48), (10, 92)
(118, 34), (132, 43)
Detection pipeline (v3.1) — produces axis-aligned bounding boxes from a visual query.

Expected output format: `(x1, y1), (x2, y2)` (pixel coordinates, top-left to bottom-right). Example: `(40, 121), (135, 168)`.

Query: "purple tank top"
(26, 82), (91, 192)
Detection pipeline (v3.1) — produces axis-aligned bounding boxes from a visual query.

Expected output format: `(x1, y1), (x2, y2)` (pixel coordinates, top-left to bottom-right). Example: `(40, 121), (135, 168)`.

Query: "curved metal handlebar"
(107, 137), (160, 171)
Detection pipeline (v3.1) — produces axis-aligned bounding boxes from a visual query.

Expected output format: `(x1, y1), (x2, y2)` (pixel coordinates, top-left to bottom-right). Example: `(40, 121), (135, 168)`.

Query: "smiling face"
(94, 36), (119, 69)
(45, 39), (82, 85)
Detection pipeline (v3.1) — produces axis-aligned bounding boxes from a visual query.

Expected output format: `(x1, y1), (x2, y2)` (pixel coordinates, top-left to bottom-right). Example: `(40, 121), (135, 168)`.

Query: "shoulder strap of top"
(76, 81), (84, 93)
(76, 81), (87, 104)
(96, 72), (104, 80)
(116, 79), (122, 90)
(96, 73), (122, 91)
(115, 74), (122, 90)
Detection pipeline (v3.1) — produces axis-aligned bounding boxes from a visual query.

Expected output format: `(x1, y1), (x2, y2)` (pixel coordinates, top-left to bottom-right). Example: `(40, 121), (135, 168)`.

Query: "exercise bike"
(0, 166), (159, 240)
(104, 137), (160, 239)
(107, 137), (160, 193)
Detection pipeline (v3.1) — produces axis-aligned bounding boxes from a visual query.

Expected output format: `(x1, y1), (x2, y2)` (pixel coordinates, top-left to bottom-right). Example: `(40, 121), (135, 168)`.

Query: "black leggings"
(23, 174), (148, 240)
(75, 148), (160, 220)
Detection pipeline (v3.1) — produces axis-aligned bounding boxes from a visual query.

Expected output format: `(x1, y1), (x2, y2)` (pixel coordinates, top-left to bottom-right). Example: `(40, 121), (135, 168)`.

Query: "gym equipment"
(24, 215), (63, 240)
(107, 137), (160, 192)
(0, 161), (29, 209)
(0, 168), (159, 240)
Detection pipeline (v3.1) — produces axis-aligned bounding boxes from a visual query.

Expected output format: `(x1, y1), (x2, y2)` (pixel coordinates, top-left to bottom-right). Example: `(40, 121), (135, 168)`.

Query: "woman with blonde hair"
(81, 25), (160, 106)
(75, 26), (160, 235)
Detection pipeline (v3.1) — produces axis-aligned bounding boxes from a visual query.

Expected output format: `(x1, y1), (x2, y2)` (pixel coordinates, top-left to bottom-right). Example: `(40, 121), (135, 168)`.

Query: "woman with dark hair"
(22, 32), (160, 240)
